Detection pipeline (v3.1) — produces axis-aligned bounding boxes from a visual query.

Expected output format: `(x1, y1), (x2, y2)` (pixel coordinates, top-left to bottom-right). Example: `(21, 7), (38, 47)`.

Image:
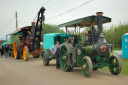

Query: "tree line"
(41, 24), (64, 35)
(104, 23), (128, 48)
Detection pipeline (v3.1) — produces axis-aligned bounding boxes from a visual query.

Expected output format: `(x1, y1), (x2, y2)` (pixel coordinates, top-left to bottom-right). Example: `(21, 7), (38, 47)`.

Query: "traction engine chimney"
(96, 12), (104, 41)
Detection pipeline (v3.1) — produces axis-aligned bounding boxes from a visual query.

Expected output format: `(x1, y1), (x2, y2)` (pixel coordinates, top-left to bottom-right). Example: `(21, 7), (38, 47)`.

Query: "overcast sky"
(0, 0), (128, 40)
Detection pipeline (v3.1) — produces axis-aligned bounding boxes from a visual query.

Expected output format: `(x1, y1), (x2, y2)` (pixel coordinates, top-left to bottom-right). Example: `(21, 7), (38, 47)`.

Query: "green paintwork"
(67, 35), (111, 68)
(58, 16), (111, 28)
(77, 49), (86, 66)
(75, 35), (85, 46)
(71, 43), (110, 68)
(82, 45), (93, 55)
(76, 48), (110, 68)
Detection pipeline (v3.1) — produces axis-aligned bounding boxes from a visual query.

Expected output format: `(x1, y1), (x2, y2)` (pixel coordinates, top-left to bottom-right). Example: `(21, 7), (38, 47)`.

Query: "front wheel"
(109, 55), (122, 75)
(23, 46), (29, 61)
(81, 56), (93, 77)
(43, 52), (49, 66)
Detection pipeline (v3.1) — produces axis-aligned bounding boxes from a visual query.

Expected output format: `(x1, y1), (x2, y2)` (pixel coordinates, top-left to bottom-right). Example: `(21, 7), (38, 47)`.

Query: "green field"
(100, 48), (128, 75)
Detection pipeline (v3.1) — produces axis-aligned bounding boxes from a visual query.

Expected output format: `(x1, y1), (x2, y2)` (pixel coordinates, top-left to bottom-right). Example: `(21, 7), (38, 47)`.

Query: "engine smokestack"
(96, 12), (103, 41)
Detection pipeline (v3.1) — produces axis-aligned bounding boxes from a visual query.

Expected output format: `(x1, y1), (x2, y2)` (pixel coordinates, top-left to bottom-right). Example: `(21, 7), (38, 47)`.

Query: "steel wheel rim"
(13, 40), (17, 59)
(82, 58), (89, 76)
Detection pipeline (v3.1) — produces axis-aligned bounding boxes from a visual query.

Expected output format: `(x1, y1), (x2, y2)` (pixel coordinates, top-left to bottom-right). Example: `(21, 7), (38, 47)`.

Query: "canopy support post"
(66, 26), (67, 39)
(75, 24), (76, 35)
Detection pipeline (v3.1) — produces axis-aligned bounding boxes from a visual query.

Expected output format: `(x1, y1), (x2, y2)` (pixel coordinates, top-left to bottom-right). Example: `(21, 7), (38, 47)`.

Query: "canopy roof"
(6, 32), (22, 37)
(12, 26), (32, 34)
(58, 15), (111, 28)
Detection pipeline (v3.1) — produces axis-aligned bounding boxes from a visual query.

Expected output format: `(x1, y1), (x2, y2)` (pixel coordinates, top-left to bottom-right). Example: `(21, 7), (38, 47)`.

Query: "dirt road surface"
(0, 56), (128, 85)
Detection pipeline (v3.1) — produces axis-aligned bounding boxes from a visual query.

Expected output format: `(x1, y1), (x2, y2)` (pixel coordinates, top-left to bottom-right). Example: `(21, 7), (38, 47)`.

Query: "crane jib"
(33, 7), (46, 49)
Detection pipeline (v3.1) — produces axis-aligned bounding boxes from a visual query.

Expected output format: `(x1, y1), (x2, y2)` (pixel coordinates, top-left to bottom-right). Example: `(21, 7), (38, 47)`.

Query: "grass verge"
(100, 48), (128, 75)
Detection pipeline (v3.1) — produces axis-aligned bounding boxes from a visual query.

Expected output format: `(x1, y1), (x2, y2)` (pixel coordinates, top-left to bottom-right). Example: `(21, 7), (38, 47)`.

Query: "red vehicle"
(13, 7), (45, 61)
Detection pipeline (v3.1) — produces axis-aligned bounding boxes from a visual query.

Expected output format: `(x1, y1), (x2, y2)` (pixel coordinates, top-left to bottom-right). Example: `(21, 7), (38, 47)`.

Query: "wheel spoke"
(62, 49), (67, 53)
(64, 63), (67, 67)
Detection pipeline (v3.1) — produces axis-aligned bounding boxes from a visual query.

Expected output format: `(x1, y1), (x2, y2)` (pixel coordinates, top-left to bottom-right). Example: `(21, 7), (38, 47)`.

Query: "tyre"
(81, 56), (93, 77)
(69, 67), (73, 71)
(68, 44), (74, 72)
(33, 54), (40, 58)
(59, 44), (73, 72)
(13, 40), (22, 59)
(43, 52), (49, 66)
(109, 55), (122, 75)
(23, 46), (29, 61)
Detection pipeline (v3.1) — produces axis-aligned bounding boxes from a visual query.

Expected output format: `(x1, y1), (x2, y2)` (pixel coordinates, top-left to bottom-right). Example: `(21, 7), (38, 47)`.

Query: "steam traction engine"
(13, 7), (45, 61)
(58, 12), (122, 77)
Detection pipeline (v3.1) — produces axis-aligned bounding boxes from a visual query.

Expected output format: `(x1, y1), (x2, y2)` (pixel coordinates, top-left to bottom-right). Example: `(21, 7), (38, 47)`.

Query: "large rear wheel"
(109, 55), (122, 75)
(13, 40), (22, 59)
(23, 46), (29, 61)
(81, 56), (93, 77)
(60, 44), (73, 72)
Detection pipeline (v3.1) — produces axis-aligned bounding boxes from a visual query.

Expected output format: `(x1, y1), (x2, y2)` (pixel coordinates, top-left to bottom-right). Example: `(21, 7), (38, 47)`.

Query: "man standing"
(50, 41), (63, 69)
(5, 44), (8, 58)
